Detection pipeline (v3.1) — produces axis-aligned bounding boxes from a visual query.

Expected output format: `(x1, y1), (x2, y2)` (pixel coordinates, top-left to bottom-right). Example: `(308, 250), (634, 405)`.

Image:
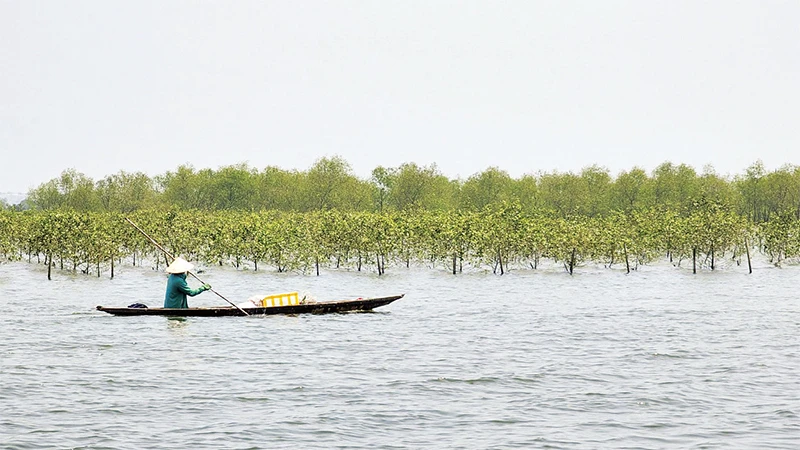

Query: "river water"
(1, 258), (798, 449)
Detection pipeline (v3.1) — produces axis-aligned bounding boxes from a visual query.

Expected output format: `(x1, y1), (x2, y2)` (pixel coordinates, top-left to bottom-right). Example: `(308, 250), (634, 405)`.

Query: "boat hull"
(96, 295), (403, 317)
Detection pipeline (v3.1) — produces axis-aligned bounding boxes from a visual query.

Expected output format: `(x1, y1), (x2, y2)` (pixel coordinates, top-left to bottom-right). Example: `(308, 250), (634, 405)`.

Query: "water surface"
(1, 260), (798, 449)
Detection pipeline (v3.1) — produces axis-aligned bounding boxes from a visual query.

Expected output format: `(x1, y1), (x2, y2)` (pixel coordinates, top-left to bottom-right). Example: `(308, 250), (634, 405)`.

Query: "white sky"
(2, 1), (799, 193)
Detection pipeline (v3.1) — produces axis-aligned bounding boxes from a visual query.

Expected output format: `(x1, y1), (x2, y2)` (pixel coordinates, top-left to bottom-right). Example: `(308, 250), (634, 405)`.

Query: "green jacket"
(164, 273), (207, 308)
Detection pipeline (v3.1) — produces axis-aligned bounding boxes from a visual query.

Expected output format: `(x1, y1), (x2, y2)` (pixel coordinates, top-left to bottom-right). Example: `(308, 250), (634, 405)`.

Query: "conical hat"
(165, 257), (194, 274)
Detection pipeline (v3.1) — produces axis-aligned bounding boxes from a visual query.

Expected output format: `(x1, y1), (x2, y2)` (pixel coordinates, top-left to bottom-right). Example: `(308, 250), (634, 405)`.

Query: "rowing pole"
(125, 217), (250, 316)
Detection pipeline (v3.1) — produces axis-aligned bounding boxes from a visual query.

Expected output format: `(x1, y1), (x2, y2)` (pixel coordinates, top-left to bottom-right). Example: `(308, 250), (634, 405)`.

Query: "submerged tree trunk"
(710, 246), (715, 270)
(624, 244), (630, 274)
(498, 251), (504, 275)
(745, 238), (752, 274)
(377, 245), (386, 275)
(568, 248), (576, 275)
(47, 253), (52, 280)
(452, 254), (457, 275)
(111, 258), (114, 279)
(692, 247), (697, 274)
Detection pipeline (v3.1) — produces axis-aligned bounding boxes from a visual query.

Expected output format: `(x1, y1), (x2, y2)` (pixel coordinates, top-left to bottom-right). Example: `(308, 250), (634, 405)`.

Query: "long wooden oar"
(125, 217), (250, 316)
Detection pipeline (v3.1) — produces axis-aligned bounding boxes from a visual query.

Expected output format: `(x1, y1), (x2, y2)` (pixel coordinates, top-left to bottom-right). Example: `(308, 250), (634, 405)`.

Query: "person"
(164, 257), (211, 308)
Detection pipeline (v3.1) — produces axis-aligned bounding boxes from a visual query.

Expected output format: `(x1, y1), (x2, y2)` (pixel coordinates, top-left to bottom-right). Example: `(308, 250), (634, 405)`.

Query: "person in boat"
(164, 257), (211, 308)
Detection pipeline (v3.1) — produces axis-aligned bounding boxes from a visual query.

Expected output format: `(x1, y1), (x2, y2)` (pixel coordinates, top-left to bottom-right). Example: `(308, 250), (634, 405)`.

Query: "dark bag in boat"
(128, 303), (148, 308)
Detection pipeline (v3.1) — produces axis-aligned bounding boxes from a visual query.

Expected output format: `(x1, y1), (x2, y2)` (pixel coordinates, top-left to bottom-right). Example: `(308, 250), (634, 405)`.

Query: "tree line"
(4, 204), (799, 280)
(3, 158), (800, 280)
(10, 157), (800, 222)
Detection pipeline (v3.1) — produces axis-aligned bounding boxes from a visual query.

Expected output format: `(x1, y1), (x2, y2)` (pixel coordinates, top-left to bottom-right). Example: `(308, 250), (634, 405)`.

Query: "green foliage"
(27, 169), (100, 211)
(0, 211), (20, 260)
(257, 166), (303, 210)
(459, 167), (514, 211)
(13, 158), (800, 279)
(650, 162), (699, 211)
(761, 210), (800, 264)
(300, 156), (371, 211)
(379, 163), (456, 211)
(21, 159), (800, 223)
(96, 171), (159, 212)
(536, 171), (591, 216)
(4, 206), (799, 279)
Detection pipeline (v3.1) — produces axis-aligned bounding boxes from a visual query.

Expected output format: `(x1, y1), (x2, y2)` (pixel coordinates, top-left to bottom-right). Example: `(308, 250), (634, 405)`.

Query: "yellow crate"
(259, 292), (299, 308)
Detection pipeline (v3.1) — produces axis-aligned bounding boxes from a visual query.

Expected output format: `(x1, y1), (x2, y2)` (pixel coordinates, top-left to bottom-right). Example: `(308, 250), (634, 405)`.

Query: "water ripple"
(1, 262), (799, 448)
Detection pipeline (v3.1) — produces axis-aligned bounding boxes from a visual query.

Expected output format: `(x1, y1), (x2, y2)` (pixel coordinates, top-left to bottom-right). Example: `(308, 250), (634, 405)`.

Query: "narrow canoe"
(96, 294), (403, 317)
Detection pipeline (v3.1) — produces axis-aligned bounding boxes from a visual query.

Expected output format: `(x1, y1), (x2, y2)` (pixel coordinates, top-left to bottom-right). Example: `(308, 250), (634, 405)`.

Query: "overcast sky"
(2, 1), (798, 193)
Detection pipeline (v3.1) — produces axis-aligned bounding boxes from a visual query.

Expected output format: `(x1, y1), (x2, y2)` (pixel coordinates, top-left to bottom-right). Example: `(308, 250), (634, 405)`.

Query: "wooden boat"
(96, 294), (403, 317)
